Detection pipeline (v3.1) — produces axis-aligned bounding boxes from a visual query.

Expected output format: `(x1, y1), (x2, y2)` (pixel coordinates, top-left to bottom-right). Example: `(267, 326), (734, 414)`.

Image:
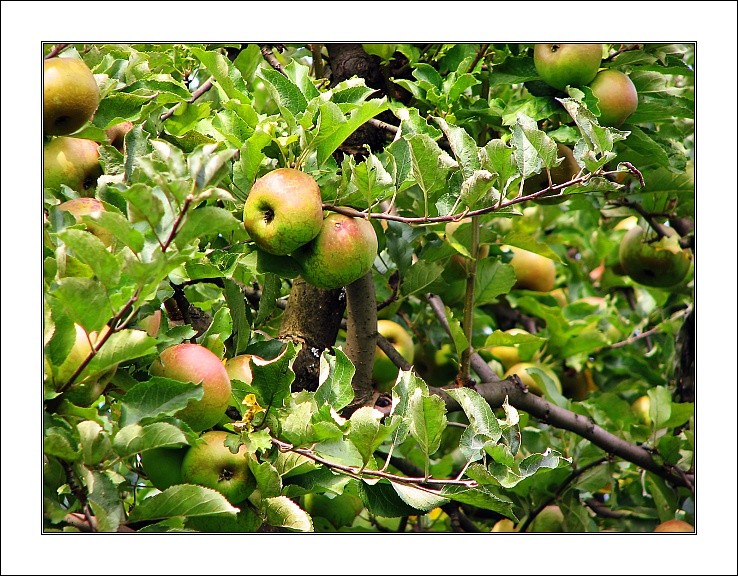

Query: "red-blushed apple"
(105, 121), (134, 151)
(295, 212), (378, 290)
(243, 168), (324, 255)
(534, 44), (603, 90)
(150, 344), (232, 432)
(44, 57), (99, 136)
(57, 197), (112, 246)
(589, 69), (638, 126)
(653, 519), (694, 532)
(181, 430), (254, 504)
(44, 137), (102, 196)
(224, 354), (266, 384)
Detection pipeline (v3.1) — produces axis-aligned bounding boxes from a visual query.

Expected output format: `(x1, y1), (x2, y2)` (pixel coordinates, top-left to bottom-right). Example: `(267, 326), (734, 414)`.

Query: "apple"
(588, 69), (638, 126)
(504, 362), (562, 397)
(373, 319), (415, 389)
(243, 168), (324, 256)
(303, 492), (364, 528)
(140, 446), (187, 491)
(49, 323), (116, 406)
(295, 212), (378, 290)
(414, 342), (458, 387)
(138, 310), (162, 338)
(529, 504), (565, 532)
(181, 430), (254, 504)
(503, 245), (556, 292)
(57, 197), (112, 246)
(150, 344), (232, 432)
(444, 218), (491, 281)
(561, 366), (598, 401)
(533, 44), (603, 90)
(654, 519), (694, 532)
(525, 143), (581, 204)
(631, 395), (652, 426)
(225, 354), (263, 384)
(44, 57), (99, 136)
(484, 328), (533, 371)
(105, 121), (134, 151)
(618, 225), (693, 288)
(491, 518), (517, 532)
(44, 137), (102, 196)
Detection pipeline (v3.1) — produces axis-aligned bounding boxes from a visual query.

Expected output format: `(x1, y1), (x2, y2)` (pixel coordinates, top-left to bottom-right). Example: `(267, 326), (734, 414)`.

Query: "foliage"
(43, 42), (694, 535)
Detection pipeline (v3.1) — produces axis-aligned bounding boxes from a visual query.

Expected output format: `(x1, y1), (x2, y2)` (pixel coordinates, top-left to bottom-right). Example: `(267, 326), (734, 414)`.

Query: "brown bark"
(343, 272), (378, 413)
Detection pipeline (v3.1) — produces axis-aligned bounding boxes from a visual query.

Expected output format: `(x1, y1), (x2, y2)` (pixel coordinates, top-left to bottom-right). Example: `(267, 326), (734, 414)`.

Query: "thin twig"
(161, 194), (194, 252)
(368, 118), (399, 134)
(466, 43), (490, 74)
(160, 77), (214, 122)
(44, 44), (70, 59)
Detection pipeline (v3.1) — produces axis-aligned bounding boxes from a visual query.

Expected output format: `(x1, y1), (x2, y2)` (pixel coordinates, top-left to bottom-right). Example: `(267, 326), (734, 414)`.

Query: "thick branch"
(343, 272), (378, 413)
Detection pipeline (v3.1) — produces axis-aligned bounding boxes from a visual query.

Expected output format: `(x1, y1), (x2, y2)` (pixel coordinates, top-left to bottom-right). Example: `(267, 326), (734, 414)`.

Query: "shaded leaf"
(128, 484), (238, 522)
(113, 422), (188, 458)
(119, 377), (204, 427)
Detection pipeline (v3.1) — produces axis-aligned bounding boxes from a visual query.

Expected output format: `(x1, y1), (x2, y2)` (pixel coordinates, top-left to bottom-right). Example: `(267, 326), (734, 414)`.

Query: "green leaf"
(119, 377), (204, 427)
(248, 342), (297, 409)
(249, 459), (282, 500)
(113, 422), (188, 459)
(647, 386), (672, 429)
(57, 229), (120, 286)
(281, 401), (319, 446)
(314, 98), (389, 167)
(482, 139), (518, 195)
(80, 329), (158, 383)
(348, 407), (396, 467)
(50, 277), (112, 333)
(441, 485), (516, 517)
(77, 420), (112, 466)
(314, 438), (364, 468)
(457, 170), (495, 210)
(408, 389), (447, 468)
(358, 481), (423, 517)
(263, 496), (313, 532)
(44, 425), (82, 461)
(620, 125), (671, 168)
(445, 387), (501, 442)
(254, 271), (282, 324)
(82, 210), (145, 253)
(526, 366), (568, 408)
(128, 484), (238, 522)
(174, 206), (242, 248)
(189, 47), (250, 102)
(223, 279), (250, 355)
(84, 470), (125, 532)
(407, 133), (456, 212)
(400, 260), (444, 296)
(502, 232), (563, 262)
(474, 260), (517, 305)
(188, 146), (238, 192)
(212, 109), (255, 148)
(392, 482), (449, 512)
(232, 129), (272, 196)
(261, 66), (308, 114)
(284, 60), (320, 101)
(512, 114), (557, 177)
(315, 348), (355, 411)
(558, 97), (629, 155)
(434, 117), (480, 179)
(197, 307), (233, 350)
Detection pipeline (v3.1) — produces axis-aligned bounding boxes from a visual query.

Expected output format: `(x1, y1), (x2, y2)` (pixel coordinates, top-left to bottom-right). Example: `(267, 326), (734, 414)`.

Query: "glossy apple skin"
(44, 137), (102, 196)
(243, 168), (324, 255)
(44, 57), (99, 136)
(505, 246), (556, 292)
(619, 226), (692, 288)
(150, 344), (232, 432)
(296, 213), (378, 290)
(534, 44), (603, 90)
(181, 431), (254, 504)
(589, 69), (638, 126)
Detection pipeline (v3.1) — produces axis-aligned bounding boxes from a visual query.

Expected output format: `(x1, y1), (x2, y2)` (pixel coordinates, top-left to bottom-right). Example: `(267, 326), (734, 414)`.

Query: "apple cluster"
(44, 56), (133, 197)
(534, 44), (639, 126)
(243, 168), (379, 290)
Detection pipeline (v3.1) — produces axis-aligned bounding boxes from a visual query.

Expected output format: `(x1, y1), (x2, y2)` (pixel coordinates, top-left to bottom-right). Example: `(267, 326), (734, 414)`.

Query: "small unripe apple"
(619, 225), (692, 288)
(44, 57), (99, 136)
(589, 69), (638, 126)
(373, 319), (415, 389)
(243, 168), (324, 255)
(181, 431), (254, 504)
(44, 137), (102, 196)
(504, 362), (562, 397)
(295, 212), (378, 290)
(138, 310), (162, 338)
(484, 328), (532, 371)
(503, 245), (556, 292)
(534, 44), (603, 90)
(150, 344), (232, 432)
(529, 505), (565, 532)
(631, 395), (652, 426)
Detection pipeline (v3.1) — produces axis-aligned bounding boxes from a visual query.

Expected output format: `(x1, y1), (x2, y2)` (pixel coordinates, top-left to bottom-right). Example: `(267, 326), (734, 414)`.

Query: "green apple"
(631, 395), (652, 426)
(619, 225), (692, 288)
(373, 319), (415, 390)
(295, 212), (378, 290)
(484, 328), (532, 371)
(529, 505), (565, 532)
(140, 446), (187, 490)
(57, 198), (112, 246)
(503, 245), (556, 292)
(589, 69), (638, 126)
(654, 519), (694, 532)
(105, 121), (134, 151)
(150, 344), (232, 432)
(181, 431), (254, 504)
(504, 362), (562, 397)
(303, 492), (364, 528)
(243, 168), (324, 255)
(491, 518), (517, 532)
(44, 57), (99, 136)
(534, 44), (603, 90)
(44, 137), (102, 196)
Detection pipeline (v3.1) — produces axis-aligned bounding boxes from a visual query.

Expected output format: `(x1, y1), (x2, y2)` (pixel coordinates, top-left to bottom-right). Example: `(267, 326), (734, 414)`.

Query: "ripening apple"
(653, 519), (694, 532)
(243, 168), (324, 255)
(140, 446), (188, 491)
(373, 319), (415, 390)
(44, 57), (99, 136)
(503, 245), (557, 292)
(504, 362), (562, 397)
(225, 354), (264, 384)
(529, 505), (565, 532)
(150, 344), (232, 432)
(295, 212), (378, 290)
(619, 225), (693, 288)
(631, 395), (652, 426)
(589, 69), (639, 126)
(534, 44), (603, 90)
(181, 430), (254, 504)
(44, 137), (102, 196)
(105, 121), (134, 151)
(57, 197), (113, 246)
